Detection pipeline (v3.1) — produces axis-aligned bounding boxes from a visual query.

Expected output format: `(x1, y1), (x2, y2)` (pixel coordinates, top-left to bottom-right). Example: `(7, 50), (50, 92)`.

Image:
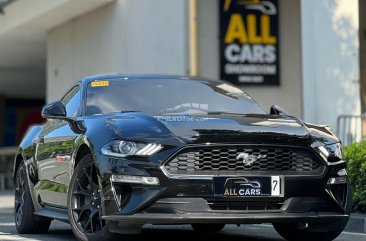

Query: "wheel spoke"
(84, 215), (93, 233)
(98, 210), (103, 229)
(21, 176), (25, 187)
(76, 178), (87, 192)
(73, 203), (89, 213)
(90, 208), (98, 219)
(14, 166), (26, 226)
(89, 165), (93, 182)
(72, 162), (105, 235)
(89, 215), (94, 233)
(18, 169), (25, 187)
(15, 187), (23, 192)
(90, 209), (103, 233)
(73, 190), (90, 197)
(76, 204), (91, 222)
(15, 199), (23, 208)
(83, 168), (92, 182)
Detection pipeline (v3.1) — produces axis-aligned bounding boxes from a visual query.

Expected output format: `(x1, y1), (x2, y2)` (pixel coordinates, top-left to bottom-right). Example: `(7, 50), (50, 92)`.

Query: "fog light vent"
(111, 175), (160, 185)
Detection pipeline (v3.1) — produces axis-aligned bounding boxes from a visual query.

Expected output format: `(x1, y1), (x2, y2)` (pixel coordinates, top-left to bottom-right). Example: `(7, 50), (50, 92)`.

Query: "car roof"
(80, 74), (220, 87)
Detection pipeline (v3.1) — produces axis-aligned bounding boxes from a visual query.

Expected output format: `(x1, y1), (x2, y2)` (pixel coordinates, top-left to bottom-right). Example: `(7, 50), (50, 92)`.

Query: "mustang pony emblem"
(236, 152), (266, 166)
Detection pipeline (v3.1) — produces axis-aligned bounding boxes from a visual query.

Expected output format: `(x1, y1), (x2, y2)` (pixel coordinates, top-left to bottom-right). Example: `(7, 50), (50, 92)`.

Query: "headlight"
(317, 143), (344, 164)
(101, 140), (163, 158)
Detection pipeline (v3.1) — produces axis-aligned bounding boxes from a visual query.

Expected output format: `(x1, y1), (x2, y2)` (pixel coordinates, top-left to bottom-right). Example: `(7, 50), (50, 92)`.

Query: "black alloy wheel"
(14, 162), (51, 234)
(68, 154), (118, 241)
(14, 164), (26, 226)
(273, 220), (349, 241)
(71, 161), (104, 234)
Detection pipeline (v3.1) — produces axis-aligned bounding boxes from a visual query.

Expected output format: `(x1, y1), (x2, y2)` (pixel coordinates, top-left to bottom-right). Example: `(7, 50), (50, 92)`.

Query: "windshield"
(85, 78), (266, 116)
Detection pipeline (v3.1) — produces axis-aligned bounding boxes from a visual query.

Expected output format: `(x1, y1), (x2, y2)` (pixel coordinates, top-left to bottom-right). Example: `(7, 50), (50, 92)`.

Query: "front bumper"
(103, 212), (349, 224)
(98, 148), (351, 227)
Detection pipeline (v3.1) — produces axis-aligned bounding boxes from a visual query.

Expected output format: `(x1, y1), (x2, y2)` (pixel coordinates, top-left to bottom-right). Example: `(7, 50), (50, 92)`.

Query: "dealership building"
(0, 0), (362, 147)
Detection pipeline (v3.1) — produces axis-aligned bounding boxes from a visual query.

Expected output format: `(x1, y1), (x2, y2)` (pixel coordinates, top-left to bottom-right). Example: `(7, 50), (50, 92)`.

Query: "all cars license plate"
(213, 176), (283, 197)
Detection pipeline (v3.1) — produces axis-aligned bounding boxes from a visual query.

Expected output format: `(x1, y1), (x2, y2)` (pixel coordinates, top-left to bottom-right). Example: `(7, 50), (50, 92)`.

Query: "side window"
(61, 86), (81, 117)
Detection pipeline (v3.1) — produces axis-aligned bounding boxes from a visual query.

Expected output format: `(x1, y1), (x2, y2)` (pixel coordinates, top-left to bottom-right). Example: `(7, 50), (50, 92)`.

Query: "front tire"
(14, 162), (51, 234)
(67, 154), (118, 241)
(191, 224), (225, 232)
(273, 219), (349, 241)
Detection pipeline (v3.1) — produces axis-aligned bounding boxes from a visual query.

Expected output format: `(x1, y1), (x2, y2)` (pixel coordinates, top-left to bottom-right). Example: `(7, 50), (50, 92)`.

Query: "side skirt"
(34, 206), (69, 223)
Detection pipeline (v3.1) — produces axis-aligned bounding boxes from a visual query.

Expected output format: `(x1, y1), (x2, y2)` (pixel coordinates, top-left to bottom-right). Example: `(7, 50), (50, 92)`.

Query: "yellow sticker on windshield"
(91, 80), (109, 87)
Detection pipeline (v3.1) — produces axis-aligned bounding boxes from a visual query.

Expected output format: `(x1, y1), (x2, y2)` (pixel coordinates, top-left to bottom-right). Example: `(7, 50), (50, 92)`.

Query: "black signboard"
(220, 0), (280, 85)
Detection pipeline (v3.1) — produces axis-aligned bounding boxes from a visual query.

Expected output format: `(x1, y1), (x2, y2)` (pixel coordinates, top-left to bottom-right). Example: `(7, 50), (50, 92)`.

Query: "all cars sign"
(220, 0), (280, 85)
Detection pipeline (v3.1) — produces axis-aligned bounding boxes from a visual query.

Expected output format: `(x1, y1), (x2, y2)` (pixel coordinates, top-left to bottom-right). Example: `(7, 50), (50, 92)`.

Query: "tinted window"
(62, 86), (81, 117)
(86, 78), (265, 116)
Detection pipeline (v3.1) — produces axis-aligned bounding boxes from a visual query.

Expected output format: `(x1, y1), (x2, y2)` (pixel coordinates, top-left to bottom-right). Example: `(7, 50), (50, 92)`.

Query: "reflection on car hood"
(92, 112), (338, 146)
(153, 114), (311, 145)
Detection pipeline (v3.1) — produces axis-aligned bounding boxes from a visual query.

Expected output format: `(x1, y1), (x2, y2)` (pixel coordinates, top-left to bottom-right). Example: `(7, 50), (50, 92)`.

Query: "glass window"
(62, 86), (81, 117)
(86, 78), (265, 116)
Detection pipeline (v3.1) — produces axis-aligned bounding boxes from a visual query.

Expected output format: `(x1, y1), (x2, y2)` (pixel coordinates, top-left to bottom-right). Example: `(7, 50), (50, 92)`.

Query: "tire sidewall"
(14, 161), (51, 234)
(273, 218), (349, 241)
(14, 162), (29, 231)
(67, 154), (112, 241)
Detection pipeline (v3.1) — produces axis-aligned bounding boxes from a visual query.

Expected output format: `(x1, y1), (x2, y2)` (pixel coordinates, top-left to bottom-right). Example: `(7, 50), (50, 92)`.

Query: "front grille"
(207, 199), (284, 211)
(163, 146), (325, 176)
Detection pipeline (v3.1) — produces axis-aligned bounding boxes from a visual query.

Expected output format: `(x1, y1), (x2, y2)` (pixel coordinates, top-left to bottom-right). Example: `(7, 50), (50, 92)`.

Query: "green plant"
(344, 141), (366, 212)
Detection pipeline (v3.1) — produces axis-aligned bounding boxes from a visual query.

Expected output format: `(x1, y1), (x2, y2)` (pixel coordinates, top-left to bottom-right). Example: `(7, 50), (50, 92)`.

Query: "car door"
(35, 86), (82, 207)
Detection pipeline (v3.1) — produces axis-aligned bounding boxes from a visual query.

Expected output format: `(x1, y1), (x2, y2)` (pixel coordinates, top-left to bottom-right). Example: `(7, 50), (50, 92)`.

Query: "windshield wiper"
(206, 111), (245, 115)
(158, 111), (246, 116)
(120, 110), (141, 113)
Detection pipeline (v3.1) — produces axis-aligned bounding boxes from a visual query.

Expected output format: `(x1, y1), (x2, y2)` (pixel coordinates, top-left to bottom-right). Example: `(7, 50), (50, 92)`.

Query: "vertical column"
(300, 0), (316, 123)
(359, 0), (366, 113)
(0, 95), (4, 147)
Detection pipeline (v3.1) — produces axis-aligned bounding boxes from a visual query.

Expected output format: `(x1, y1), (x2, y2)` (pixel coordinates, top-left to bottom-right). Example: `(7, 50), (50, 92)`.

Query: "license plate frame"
(213, 176), (284, 198)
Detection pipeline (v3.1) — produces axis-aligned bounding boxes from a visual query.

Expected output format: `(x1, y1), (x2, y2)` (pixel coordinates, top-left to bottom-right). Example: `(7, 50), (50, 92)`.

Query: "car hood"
(154, 114), (311, 145)
(87, 113), (339, 146)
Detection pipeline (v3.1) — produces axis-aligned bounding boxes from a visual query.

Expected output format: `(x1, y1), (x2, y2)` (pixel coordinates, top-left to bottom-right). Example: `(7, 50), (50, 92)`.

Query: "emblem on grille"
(236, 153), (266, 166)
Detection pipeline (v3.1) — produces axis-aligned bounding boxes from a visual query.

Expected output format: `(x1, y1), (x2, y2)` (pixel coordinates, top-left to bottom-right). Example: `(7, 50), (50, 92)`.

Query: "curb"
(345, 213), (366, 233)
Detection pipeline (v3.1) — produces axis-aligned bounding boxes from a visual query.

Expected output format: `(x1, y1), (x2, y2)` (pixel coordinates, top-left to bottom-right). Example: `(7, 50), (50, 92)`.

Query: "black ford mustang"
(14, 75), (351, 241)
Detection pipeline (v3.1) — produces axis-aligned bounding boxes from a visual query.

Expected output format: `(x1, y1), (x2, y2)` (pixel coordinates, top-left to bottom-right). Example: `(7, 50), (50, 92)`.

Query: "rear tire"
(68, 154), (120, 241)
(14, 162), (51, 234)
(191, 223), (225, 232)
(273, 219), (349, 241)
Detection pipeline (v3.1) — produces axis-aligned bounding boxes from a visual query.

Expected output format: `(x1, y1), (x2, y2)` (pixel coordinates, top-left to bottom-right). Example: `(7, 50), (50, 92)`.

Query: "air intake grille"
(163, 146), (325, 176)
(207, 199), (285, 211)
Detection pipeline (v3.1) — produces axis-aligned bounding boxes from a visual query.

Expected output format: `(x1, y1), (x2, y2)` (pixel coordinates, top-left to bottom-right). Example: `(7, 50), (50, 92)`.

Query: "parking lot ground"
(0, 192), (365, 241)
(1, 212), (366, 241)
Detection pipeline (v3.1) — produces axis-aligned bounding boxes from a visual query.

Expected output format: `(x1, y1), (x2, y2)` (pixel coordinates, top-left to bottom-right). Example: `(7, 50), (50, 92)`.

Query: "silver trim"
(156, 201), (191, 204)
(109, 178), (121, 211)
(317, 152), (346, 166)
(160, 166), (213, 180)
(326, 160), (346, 166)
(327, 177), (347, 185)
(316, 144), (345, 166)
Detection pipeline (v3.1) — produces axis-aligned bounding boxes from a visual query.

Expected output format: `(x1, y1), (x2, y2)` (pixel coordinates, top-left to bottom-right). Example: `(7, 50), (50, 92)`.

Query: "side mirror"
(41, 101), (67, 119)
(270, 105), (288, 116)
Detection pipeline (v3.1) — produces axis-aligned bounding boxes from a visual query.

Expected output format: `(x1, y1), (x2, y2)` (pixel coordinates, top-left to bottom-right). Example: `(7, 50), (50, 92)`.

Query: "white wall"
(47, 0), (360, 132)
(47, 0), (187, 101)
(301, 0), (360, 130)
(197, 0), (303, 117)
